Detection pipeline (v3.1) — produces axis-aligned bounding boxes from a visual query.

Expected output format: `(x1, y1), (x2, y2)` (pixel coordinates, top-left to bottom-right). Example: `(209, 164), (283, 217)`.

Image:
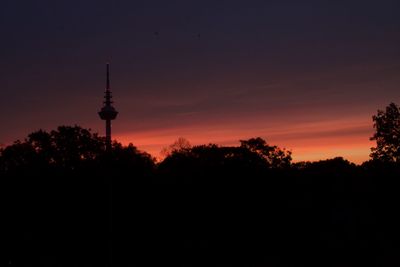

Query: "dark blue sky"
(1, 0), (400, 162)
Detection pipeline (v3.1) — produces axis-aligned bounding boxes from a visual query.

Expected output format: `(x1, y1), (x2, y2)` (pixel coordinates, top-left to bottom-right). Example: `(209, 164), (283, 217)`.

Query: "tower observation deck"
(98, 63), (118, 151)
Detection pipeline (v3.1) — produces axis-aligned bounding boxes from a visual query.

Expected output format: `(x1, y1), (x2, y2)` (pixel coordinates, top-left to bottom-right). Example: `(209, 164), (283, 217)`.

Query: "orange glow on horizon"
(114, 115), (375, 164)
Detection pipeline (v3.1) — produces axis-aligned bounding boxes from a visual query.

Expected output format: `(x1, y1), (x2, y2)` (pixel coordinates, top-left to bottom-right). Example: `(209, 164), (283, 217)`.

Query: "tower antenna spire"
(106, 63), (110, 90)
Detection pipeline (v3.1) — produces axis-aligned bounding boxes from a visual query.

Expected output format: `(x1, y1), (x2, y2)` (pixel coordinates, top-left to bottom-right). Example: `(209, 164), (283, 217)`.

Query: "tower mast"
(98, 63), (118, 151)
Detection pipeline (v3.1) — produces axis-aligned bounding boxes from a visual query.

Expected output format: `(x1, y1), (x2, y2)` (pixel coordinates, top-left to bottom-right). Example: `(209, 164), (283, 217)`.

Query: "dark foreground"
(1, 127), (399, 266)
(2, 163), (400, 267)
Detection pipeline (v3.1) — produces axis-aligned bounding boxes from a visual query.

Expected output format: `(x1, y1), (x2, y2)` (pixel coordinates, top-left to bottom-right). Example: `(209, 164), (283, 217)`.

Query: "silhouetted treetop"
(27, 126), (104, 168)
(370, 102), (400, 163)
(107, 142), (156, 175)
(160, 137), (191, 157)
(0, 140), (37, 172)
(240, 137), (292, 168)
(157, 137), (293, 183)
(293, 157), (356, 171)
(0, 125), (155, 173)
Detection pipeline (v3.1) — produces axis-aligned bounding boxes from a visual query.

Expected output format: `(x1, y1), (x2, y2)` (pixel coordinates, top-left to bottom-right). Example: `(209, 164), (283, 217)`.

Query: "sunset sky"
(1, 0), (399, 163)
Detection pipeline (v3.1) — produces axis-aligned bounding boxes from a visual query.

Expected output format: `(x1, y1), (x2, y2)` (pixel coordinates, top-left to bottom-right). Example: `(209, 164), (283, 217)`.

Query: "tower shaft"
(106, 119), (111, 151)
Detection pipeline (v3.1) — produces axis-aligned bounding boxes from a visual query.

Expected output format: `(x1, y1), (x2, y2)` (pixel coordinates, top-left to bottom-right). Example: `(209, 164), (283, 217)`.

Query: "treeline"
(1, 124), (399, 184)
(1, 100), (400, 267)
(0, 126), (399, 267)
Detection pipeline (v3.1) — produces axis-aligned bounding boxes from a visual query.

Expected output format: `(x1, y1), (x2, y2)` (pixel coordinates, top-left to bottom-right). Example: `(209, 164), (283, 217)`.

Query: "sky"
(1, 0), (399, 163)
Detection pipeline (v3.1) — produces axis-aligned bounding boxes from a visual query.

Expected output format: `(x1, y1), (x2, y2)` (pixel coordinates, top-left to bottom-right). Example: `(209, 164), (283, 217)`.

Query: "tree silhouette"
(160, 137), (191, 157)
(240, 137), (292, 168)
(106, 142), (156, 177)
(0, 125), (155, 174)
(0, 140), (37, 173)
(0, 126), (105, 173)
(370, 102), (400, 162)
(3, 121), (400, 266)
(157, 137), (292, 184)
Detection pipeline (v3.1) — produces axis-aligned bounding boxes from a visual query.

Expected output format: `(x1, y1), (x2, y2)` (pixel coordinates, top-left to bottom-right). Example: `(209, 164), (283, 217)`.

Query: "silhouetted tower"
(98, 63), (118, 151)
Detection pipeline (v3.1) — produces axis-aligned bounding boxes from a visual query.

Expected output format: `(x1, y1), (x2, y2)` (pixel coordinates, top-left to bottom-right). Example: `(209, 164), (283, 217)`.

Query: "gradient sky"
(1, 0), (399, 163)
